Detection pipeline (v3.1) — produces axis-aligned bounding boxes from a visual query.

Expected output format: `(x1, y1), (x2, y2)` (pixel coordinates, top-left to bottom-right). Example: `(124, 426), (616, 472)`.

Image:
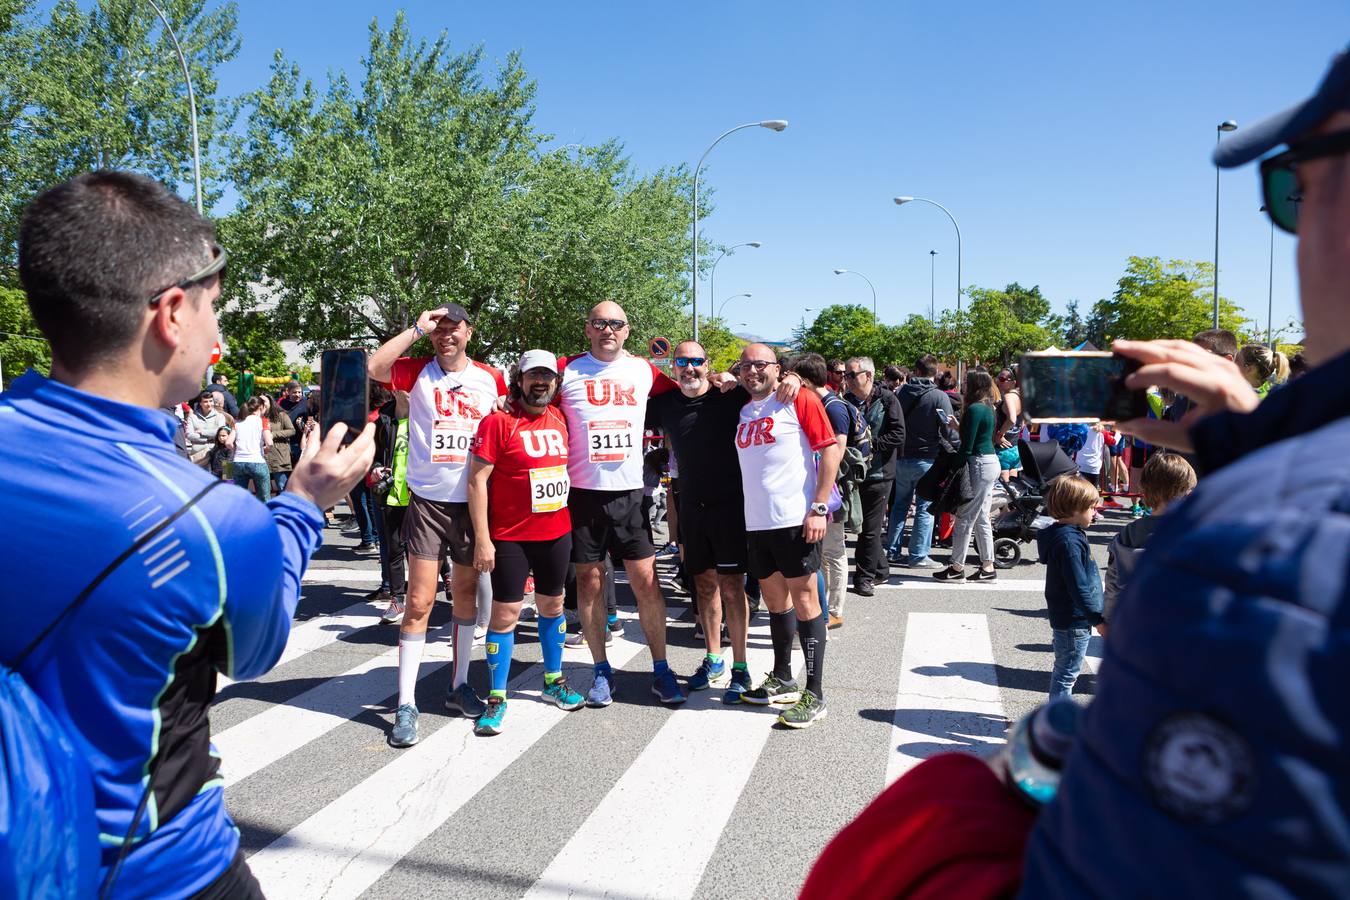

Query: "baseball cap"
(1215, 47), (1350, 168)
(517, 349), (558, 373)
(438, 302), (471, 322)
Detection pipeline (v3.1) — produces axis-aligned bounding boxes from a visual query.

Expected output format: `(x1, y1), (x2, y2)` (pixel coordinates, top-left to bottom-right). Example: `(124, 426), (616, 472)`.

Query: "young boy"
(1102, 453), (1197, 622)
(1036, 475), (1105, 700)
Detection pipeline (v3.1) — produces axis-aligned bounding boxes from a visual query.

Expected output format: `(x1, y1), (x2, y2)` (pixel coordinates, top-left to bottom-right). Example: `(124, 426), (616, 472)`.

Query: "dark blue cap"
(1215, 48), (1350, 168)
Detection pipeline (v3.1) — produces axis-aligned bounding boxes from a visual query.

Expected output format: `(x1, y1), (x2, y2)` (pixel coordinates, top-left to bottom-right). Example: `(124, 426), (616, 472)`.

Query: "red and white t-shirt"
(556, 352), (676, 492)
(385, 356), (507, 503)
(472, 403), (571, 542)
(735, 390), (837, 531)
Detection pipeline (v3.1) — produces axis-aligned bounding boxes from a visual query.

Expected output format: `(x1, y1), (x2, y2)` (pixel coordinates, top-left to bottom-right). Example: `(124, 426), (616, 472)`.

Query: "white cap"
(517, 349), (558, 373)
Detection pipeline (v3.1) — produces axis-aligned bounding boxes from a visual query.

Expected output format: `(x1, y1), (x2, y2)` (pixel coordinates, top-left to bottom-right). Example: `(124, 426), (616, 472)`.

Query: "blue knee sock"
(537, 613), (566, 681)
(485, 629), (515, 697)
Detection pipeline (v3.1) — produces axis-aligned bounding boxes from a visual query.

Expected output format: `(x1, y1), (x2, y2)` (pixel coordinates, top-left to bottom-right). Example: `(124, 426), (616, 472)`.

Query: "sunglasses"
(1257, 129), (1350, 234)
(830, 369), (845, 376)
(148, 244), (228, 307)
(589, 318), (628, 332)
(673, 356), (706, 367)
(844, 370), (867, 380)
(738, 360), (776, 372)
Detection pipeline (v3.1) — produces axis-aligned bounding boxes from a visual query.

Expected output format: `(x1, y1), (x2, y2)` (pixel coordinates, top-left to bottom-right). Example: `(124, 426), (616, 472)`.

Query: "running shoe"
(687, 656), (728, 691)
(474, 697), (506, 736)
(445, 682), (487, 718)
(519, 602), (537, 622)
(778, 690), (828, 729)
(966, 568), (998, 583)
(565, 627), (613, 648)
(390, 703), (419, 747)
(905, 556), (941, 569)
(607, 615), (624, 636)
(722, 667), (752, 704)
(932, 566), (966, 581)
(366, 587), (393, 602)
(586, 671), (614, 707)
(886, 550), (905, 565)
(523, 575), (535, 596)
(355, 541), (378, 554)
(651, 668), (687, 705)
(474, 624), (488, 642)
(379, 597), (405, 625)
(542, 677), (585, 711)
(741, 674), (800, 706)
(828, 614), (844, 630)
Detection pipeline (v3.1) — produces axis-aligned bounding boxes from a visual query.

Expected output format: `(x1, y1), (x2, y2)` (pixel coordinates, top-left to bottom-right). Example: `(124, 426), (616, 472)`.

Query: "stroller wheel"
(993, 538), (1022, 569)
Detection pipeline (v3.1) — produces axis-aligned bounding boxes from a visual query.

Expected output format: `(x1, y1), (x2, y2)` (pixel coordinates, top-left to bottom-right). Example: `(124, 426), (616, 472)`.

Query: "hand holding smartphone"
(1019, 351), (1149, 423)
(319, 348), (370, 444)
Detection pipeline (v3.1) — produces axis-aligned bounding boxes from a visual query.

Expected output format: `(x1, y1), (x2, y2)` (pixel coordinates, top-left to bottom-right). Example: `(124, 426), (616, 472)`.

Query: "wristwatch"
(810, 502), (829, 517)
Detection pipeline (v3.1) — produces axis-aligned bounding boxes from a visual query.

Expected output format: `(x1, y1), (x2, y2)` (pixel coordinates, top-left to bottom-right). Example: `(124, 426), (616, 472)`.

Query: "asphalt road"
(217, 507), (1128, 899)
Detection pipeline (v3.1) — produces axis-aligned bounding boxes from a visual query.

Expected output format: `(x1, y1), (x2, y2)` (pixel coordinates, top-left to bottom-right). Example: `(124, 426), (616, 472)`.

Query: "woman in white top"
(230, 395), (274, 501)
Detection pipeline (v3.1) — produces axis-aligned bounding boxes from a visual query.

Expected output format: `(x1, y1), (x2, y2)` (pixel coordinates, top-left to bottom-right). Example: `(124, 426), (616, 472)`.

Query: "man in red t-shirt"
(466, 350), (586, 735)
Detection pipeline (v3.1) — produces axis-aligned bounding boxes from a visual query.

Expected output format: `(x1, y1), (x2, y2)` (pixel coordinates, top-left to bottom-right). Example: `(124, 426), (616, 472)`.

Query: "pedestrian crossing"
(217, 572), (1101, 898)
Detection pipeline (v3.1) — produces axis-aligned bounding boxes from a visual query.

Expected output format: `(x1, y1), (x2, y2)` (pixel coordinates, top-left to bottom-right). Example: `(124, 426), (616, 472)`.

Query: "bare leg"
(693, 570), (722, 658)
(718, 572), (749, 666)
(622, 555), (668, 661)
(574, 561), (609, 664)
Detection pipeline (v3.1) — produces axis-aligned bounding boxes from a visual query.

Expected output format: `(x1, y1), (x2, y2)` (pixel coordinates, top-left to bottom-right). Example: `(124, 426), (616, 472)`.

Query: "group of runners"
(369, 299), (842, 745)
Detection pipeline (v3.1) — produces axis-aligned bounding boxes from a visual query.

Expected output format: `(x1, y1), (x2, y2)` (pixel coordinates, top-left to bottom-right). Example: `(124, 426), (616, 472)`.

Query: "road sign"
(648, 336), (671, 359)
(210, 341), (222, 365)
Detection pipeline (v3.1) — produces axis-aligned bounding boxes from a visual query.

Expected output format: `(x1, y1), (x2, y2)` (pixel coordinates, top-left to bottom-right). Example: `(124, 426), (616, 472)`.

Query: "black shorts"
(402, 493), (474, 566)
(490, 534), (572, 602)
(679, 499), (748, 575)
(746, 526), (821, 580)
(667, 478), (680, 544)
(570, 487), (655, 564)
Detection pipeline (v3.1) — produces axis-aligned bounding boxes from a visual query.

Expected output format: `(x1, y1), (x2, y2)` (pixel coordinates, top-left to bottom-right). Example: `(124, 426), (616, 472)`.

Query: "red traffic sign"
(210, 341), (222, 365)
(648, 336), (671, 359)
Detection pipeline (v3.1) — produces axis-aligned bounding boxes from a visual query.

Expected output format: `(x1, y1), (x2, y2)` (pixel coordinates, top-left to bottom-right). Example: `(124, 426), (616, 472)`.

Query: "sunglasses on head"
(589, 318), (628, 332)
(148, 244), (228, 307)
(1257, 129), (1350, 234)
(673, 356), (706, 367)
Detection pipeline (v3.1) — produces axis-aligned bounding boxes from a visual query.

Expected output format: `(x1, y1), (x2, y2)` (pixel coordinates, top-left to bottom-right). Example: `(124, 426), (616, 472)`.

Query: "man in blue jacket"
(1021, 48), (1350, 896)
(0, 171), (375, 897)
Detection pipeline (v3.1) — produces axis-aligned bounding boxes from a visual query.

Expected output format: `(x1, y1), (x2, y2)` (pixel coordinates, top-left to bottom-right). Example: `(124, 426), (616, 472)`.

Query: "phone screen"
(319, 348), (369, 443)
(1019, 352), (1149, 423)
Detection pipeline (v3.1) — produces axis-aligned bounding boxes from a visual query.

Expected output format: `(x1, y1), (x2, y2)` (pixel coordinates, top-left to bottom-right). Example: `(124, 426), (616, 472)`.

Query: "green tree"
(0, 283), (49, 385)
(1058, 298), (1090, 347)
(1090, 256), (1249, 342)
(695, 317), (747, 372)
(211, 309), (289, 383)
(790, 304), (881, 361)
(962, 284), (1056, 365)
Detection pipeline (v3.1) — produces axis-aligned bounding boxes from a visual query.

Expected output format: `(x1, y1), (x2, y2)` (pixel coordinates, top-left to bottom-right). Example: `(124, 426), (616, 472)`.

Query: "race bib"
(587, 419), (635, 463)
(529, 465), (570, 513)
(431, 418), (475, 464)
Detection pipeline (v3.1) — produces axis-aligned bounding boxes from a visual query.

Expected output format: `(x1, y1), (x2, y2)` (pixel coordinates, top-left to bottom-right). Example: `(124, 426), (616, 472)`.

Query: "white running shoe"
(380, 598), (405, 625)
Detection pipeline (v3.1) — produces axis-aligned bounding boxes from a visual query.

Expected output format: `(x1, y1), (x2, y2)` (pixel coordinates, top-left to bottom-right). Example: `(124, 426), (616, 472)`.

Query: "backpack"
(823, 394), (873, 533)
(1047, 423), (1088, 458)
(1, 479), (223, 900)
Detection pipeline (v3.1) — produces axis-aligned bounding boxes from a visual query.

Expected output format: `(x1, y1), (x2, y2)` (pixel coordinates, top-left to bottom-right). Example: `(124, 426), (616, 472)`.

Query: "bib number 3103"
(529, 465), (569, 513)
(431, 419), (474, 464)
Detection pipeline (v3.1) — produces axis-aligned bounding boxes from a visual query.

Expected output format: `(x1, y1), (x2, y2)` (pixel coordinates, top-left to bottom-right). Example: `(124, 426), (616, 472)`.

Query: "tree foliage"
(211, 309), (293, 383)
(0, 283), (49, 385)
(1088, 256), (1249, 342)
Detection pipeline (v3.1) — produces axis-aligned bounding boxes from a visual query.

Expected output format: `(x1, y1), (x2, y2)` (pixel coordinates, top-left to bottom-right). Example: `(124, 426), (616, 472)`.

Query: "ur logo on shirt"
(521, 429), (567, 459)
(434, 386), (486, 419)
(584, 379), (637, 407)
(736, 417), (776, 448)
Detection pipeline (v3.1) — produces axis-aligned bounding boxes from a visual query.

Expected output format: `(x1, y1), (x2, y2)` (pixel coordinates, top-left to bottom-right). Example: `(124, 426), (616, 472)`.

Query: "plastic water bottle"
(1001, 699), (1081, 806)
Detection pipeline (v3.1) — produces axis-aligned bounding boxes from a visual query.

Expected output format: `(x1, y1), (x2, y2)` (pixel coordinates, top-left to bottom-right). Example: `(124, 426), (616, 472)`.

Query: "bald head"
(738, 343), (780, 399)
(674, 339), (709, 397)
(585, 299), (630, 361)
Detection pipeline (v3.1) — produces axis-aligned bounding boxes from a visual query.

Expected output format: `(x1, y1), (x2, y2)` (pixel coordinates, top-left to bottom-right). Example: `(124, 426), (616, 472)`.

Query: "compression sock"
(451, 616), (476, 689)
(732, 661), (749, 674)
(485, 629), (514, 697)
(538, 613), (566, 683)
(769, 609), (798, 681)
(607, 612), (619, 628)
(653, 658), (670, 676)
(706, 652), (723, 666)
(796, 614), (828, 699)
(397, 632), (426, 708)
(594, 660), (613, 681)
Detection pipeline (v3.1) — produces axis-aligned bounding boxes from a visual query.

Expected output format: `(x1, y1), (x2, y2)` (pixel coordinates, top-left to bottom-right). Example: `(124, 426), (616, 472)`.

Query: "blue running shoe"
(542, 677), (585, 711)
(475, 696), (506, 736)
(445, 682), (487, 718)
(390, 703), (419, 747)
(687, 656), (727, 691)
(586, 671), (614, 707)
(722, 667), (752, 704)
(652, 667), (687, 705)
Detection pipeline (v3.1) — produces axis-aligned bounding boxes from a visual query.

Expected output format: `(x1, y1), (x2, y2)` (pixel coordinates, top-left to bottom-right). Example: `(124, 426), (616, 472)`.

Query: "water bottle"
(1001, 699), (1081, 806)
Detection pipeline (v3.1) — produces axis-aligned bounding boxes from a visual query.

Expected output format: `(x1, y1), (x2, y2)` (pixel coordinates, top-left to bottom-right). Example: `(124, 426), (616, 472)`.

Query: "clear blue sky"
(213, 1), (1350, 343)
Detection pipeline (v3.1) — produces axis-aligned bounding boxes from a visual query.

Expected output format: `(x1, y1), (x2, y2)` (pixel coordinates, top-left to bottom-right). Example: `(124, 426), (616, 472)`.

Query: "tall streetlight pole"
(929, 250), (938, 324)
(710, 241), (763, 315)
(717, 292), (753, 319)
(1261, 204), (1275, 348)
(691, 120), (788, 341)
(1213, 120), (1238, 328)
(145, 0), (203, 214)
(894, 197), (962, 314)
(832, 268), (877, 318)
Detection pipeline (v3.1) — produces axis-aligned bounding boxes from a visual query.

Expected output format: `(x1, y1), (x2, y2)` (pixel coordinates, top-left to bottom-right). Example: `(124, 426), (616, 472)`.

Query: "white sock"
(398, 632), (426, 708)
(452, 616), (475, 688)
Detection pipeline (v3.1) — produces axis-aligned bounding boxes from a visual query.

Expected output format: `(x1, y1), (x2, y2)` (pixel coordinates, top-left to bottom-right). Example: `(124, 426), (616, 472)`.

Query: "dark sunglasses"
(148, 244), (228, 307)
(589, 318), (628, 332)
(673, 356), (706, 367)
(1257, 130), (1350, 234)
(830, 369), (845, 376)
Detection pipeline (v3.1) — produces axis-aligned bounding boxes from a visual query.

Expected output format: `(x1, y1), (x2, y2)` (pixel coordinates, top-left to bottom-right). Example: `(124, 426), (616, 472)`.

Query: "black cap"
(439, 302), (471, 323)
(1215, 48), (1350, 168)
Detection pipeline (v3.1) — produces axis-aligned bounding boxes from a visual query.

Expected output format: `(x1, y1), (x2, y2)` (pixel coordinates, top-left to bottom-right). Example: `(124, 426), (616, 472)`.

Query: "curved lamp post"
(692, 121), (788, 341)
(929, 250), (938, 324)
(832, 268), (877, 318)
(145, 0), (203, 214)
(710, 241), (762, 316)
(717, 292), (752, 319)
(1213, 119), (1238, 327)
(894, 196), (962, 314)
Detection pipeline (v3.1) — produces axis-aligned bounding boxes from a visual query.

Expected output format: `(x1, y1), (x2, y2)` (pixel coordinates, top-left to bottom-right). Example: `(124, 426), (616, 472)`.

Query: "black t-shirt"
(646, 386), (748, 507)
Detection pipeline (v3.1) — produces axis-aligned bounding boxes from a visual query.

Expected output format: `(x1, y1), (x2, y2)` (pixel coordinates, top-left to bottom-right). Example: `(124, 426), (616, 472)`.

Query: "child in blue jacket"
(1036, 475), (1105, 699)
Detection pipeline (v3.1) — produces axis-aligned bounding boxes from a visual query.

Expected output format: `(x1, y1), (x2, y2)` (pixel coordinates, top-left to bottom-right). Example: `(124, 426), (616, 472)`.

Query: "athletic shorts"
(679, 499), (748, 575)
(996, 445), (1022, 471)
(666, 478), (680, 544)
(402, 493), (474, 566)
(746, 526), (821, 581)
(490, 534), (572, 602)
(570, 487), (655, 564)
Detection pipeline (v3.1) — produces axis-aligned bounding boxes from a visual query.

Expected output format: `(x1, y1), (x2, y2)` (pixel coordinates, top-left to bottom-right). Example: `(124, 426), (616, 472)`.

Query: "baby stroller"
(990, 439), (1078, 568)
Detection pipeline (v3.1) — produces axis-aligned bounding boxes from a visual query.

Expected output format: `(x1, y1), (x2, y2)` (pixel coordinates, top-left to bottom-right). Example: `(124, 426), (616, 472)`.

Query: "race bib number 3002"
(587, 419), (634, 464)
(431, 419), (475, 465)
(529, 465), (570, 513)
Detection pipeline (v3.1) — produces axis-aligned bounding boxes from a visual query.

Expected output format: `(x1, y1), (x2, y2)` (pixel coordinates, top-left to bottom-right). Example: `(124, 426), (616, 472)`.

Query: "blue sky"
(211, 2), (1350, 342)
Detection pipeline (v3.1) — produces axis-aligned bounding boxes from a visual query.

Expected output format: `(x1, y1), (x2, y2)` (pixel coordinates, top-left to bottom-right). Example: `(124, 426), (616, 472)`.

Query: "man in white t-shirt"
(734, 343), (842, 729)
(369, 303), (507, 747)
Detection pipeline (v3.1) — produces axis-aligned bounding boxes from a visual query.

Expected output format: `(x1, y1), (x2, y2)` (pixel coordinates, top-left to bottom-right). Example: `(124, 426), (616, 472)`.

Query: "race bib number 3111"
(431, 419), (474, 464)
(587, 419), (634, 464)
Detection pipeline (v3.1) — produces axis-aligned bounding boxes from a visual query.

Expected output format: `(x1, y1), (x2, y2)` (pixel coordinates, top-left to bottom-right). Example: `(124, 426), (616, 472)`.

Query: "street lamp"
(894, 196), (962, 314)
(145, 0), (203, 214)
(929, 250), (938, 324)
(691, 120), (788, 341)
(1260, 204), (1275, 348)
(1213, 119), (1238, 327)
(832, 268), (877, 318)
(710, 241), (763, 314)
(717, 292), (752, 319)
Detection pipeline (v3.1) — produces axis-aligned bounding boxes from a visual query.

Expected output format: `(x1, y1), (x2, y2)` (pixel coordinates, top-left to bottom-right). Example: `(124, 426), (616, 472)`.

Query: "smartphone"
(319, 348), (369, 443)
(1019, 351), (1149, 423)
